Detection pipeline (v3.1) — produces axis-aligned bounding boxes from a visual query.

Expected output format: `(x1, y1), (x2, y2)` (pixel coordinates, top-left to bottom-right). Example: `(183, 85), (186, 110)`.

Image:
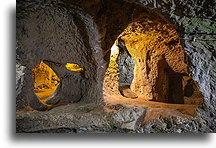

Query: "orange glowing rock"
(32, 61), (60, 104)
(65, 63), (84, 72)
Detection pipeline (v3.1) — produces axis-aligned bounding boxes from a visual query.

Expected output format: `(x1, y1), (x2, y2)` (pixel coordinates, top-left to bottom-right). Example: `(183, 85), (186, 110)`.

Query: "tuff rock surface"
(16, 0), (215, 133)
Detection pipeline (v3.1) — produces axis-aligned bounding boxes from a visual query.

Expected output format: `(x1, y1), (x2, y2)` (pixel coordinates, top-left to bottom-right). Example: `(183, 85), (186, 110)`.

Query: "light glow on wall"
(65, 63), (84, 72)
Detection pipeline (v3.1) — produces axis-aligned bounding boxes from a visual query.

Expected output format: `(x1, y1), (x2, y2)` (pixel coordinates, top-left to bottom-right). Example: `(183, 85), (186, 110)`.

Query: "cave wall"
(16, 0), (215, 131)
(117, 43), (135, 85)
(99, 6), (205, 105)
(119, 17), (189, 101)
(16, 1), (105, 110)
(16, 55), (25, 98)
(16, 0), (216, 132)
(85, 0), (215, 129)
(127, 0), (215, 130)
(83, 0), (215, 129)
(103, 16), (204, 105)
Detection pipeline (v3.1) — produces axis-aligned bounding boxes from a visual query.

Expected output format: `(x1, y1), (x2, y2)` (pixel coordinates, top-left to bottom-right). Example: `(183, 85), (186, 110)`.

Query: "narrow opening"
(65, 63), (84, 72)
(32, 61), (60, 104)
(117, 39), (135, 87)
(117, 39), (137, 98)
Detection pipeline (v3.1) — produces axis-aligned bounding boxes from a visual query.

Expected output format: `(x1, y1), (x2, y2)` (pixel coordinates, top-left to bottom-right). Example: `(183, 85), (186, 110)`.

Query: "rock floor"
(17, 94), (212, 133)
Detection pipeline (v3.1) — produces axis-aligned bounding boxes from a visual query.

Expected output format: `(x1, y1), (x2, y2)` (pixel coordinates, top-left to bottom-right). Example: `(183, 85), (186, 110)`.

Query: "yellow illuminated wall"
(32, 61), (60, 104)
(65, 63), (84, 72)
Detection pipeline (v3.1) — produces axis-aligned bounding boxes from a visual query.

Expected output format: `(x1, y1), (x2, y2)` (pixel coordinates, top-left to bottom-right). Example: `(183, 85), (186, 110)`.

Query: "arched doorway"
(103, 11), (204, 105)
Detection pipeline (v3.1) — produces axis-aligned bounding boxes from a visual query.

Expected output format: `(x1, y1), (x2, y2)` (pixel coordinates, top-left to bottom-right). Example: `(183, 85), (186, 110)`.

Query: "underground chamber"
(16, 0), (204, 110)
(103, 19), (204, 105)
(16, 0), (215, 133)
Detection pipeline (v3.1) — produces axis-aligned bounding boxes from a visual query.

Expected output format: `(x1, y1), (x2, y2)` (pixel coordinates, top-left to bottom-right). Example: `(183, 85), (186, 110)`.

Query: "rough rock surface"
(16, 1), (106, 110)
(119, 85), (138, 99)
(117, 42), (135, 85)
(104, 20), (204, 105)
(112, 107), (146, 130)
(132, 0), (216, 130)
(16, 0), (215, 133)
(16, 102), (213, 133)
(16, 56), (25, 97)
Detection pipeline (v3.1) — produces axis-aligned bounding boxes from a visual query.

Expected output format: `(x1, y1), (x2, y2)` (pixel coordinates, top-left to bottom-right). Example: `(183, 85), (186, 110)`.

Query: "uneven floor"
(104, 94), (199, 119)
(17, 93), (211, 133)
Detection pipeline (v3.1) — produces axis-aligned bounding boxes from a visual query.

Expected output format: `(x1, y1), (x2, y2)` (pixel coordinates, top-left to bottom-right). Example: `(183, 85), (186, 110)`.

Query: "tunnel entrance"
(103, 16), (204, 106)
(117, 39), (137, 99)
(65, 63), (84, 72)
(32, 61), (60, 104)
(117, 39), (135, 87)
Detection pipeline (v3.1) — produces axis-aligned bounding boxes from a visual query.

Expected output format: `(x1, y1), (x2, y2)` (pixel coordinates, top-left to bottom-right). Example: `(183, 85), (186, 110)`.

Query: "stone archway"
(103, 9), (204, 105)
